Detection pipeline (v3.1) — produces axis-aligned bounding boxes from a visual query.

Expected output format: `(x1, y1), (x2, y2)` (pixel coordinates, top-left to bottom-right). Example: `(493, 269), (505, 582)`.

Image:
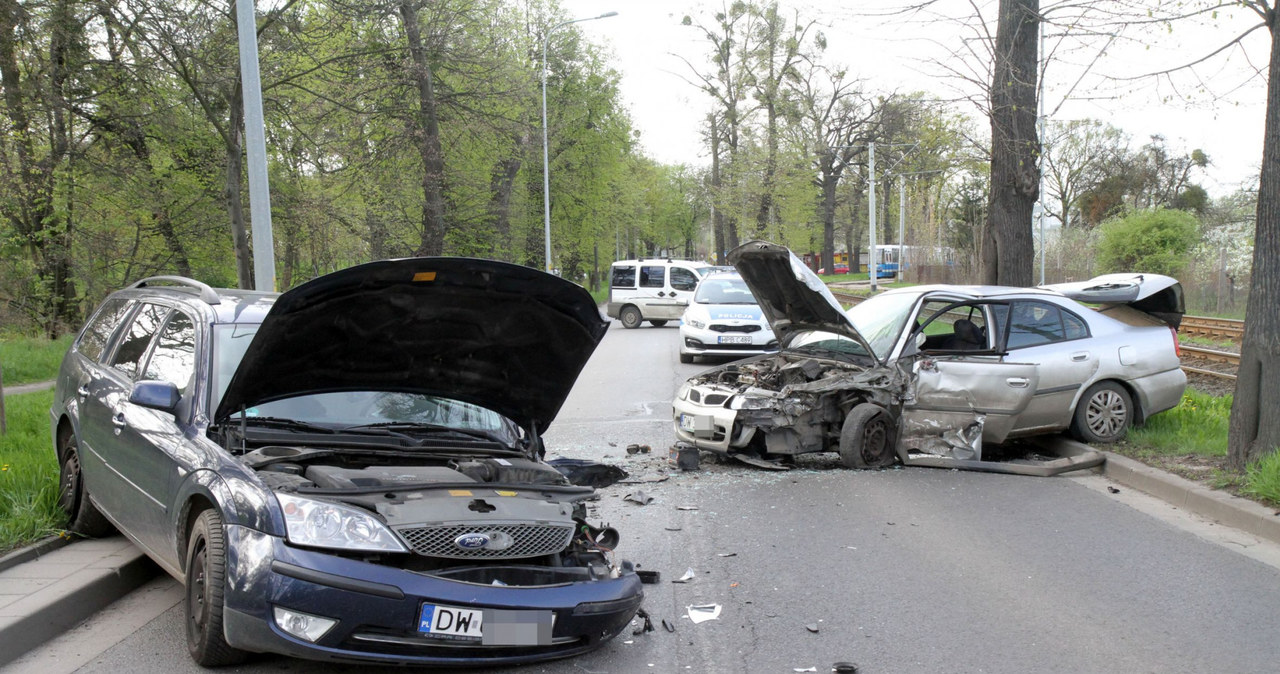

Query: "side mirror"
(130, 380), (181, 413)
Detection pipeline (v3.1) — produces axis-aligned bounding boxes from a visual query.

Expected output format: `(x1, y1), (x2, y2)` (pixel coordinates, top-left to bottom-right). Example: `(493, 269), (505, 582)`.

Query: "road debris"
(625, 491), (655, 505)
(637, 569), (661, 584)
(677, 505), (699, 511)
(832, 662), (859, 673)
(627, 443), (652, 454)
(717, 552), (737, 557)
(547, 458), (628, 487)
(632, 607), (655, 635)
(1108, 486), (1121, 494)
(687, 604), (722, 624)
(806, 623), (820, 633)
(669, 444), (701, 470)
(662, 618), (676, 632)
(673, 568), (696, 583)
(793, 668), (818, 673)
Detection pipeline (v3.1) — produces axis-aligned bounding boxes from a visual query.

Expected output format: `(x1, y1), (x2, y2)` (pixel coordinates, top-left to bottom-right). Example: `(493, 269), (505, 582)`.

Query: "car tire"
(649, 319), (668, 327)
(186, 510), (248, 666)
(56, 431), (115, 537)
(619, 306), (642, 329)
(680, 352), (694, 364)
(839, 403), (896, 469)
(1071, 381), (1132, 444)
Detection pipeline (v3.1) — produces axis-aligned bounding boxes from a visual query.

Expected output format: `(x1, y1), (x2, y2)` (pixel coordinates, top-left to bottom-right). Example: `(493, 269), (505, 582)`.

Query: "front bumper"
(679, 325), (777, 358)
(221, 526), (643, 667)
(671, 390), (751, 452)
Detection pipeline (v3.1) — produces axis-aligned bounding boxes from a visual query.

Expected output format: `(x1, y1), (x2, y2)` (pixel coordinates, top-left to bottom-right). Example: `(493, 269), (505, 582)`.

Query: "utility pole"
(235, 0), (275, 291)
(868, 141), (877, 292)
(898, 179), (906, 282)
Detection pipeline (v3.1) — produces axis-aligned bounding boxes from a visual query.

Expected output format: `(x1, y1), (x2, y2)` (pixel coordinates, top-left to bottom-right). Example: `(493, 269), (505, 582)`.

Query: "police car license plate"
(717, 335), (751, 344)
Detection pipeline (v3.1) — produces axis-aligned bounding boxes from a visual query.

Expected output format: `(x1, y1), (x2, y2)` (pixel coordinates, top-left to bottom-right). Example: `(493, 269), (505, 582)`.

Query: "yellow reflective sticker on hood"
(448, 489), (473, 496)
(413, 271), (437, 282)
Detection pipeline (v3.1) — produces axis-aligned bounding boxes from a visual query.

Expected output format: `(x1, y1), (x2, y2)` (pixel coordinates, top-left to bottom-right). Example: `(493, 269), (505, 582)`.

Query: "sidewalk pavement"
(0, 445), (1278, 667)
(0, 536), (158, 667)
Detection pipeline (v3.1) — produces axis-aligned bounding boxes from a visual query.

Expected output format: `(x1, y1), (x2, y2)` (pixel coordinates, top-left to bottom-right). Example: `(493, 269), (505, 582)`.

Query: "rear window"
(76, 298), (131, 363)
(611, 265), (636, 288)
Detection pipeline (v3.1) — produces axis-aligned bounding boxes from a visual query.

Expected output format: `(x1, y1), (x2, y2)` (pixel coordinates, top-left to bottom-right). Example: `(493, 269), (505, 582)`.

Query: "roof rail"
(129, 276), (221, 305)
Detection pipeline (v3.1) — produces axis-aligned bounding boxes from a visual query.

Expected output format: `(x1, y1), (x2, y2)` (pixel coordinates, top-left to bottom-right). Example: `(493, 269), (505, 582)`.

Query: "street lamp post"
(542, 11), (618, 274)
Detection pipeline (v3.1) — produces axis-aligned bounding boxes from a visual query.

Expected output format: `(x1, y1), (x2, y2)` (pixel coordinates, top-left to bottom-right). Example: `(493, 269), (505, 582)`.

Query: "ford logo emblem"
(454, 533), (491, 550)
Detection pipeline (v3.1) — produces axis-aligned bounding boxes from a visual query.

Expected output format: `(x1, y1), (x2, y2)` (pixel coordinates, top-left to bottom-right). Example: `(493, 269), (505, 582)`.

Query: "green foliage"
(0, 336), (72, 386)
(0, 390), (64, 554)
(1243, 451), (1280, 507)
(1096, 208), (1199, 276)
(1127, 388), (1230, 457)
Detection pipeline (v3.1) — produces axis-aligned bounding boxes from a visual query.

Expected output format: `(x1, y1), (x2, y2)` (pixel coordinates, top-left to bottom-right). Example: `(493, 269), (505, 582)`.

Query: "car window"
(110, 303), (170, 379)
(212, 323), (260, 413)
(76, 298), (131, 363)
(610, 265), (636, 288)
(142, 311), (197, 395)
(695, 277), (757, 304)
(911, 299), (991, 353)
(1007, 301), (1069, 349)
(1063, 311), (1089, 340)
(639, 265), (665, 288)
(670, 267), (699, 291)
(845, 291), (920, 361)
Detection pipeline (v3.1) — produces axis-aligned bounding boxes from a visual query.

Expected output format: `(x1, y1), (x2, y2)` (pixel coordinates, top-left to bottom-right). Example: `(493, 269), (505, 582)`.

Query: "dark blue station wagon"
(51, 258), (642, 667)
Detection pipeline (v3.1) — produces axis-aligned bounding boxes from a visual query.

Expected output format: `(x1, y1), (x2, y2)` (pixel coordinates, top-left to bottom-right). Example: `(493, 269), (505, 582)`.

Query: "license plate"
(717, 335), (751, 344)
(680, 414), (697, 431)
(419, 603), (484, 641)
(417, 604), (554, 646)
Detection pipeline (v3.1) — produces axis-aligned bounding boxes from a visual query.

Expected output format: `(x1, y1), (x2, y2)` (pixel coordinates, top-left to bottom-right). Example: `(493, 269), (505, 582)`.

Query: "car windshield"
(845, 291), (922, 360)
(695, 277), (759, 305)
(210, 324), (518, 444)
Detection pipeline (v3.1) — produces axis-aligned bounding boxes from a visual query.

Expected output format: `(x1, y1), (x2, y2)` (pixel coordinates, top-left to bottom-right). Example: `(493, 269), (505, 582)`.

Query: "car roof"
(107, 282), (277, 326)
(879, 284), (1065, 300)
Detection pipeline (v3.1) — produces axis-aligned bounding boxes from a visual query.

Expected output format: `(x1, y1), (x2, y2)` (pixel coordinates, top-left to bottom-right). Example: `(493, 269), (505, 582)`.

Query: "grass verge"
(1127, 388), (1230, 457)
(0, 389), (64, 555)
(0, 335), (71, 386)
(1244, 452), (1280, 506)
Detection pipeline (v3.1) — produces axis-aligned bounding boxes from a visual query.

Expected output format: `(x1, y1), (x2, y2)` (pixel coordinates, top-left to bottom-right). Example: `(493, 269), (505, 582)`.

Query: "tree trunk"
(223, 101), (253, 289)
(1228, 15), (1280, 470)
(985, 0), (1039, 287)
(399, 0), (447, 256)
(820, 162), (838, 274)
(487, 149), (523, 260)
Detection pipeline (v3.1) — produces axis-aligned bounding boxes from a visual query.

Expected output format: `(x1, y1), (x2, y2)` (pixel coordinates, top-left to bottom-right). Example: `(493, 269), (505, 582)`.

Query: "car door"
(84, 302), (172, 548)
(661, 266), (701, 319)
(632, 264), (668, 318)
(899, 298), (1039, 444)
(991, 301), (1098, 433)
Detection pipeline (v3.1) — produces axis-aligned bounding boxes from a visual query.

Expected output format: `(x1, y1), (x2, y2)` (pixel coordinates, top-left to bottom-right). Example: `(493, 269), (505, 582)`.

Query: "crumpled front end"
(673, 355), (906, 458)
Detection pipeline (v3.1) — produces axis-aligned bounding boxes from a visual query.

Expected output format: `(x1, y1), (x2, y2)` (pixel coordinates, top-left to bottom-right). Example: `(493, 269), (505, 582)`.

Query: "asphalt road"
(14, 321), (1280, 673)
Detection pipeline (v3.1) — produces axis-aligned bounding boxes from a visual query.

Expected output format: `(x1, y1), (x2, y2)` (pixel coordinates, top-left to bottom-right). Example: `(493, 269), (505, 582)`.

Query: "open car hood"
(1042, 273), (1184, 328)
(213, 257), (609, 432)
(728, 241), (879, 362)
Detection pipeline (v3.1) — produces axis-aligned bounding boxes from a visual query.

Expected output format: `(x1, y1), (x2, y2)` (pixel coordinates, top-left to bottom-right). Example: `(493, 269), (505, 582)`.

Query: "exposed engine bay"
(677, 354), (906, 457)
(240, 445), (624, 585)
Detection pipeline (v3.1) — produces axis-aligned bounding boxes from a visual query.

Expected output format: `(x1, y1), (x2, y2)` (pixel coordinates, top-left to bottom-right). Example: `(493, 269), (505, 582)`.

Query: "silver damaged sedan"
(672, 241), (1187, 475)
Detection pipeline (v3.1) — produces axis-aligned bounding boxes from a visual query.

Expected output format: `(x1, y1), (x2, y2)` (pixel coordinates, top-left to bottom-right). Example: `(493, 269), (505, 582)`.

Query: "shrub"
(1096, 208), (1200, 276)
(1244, 451), (1280, 507)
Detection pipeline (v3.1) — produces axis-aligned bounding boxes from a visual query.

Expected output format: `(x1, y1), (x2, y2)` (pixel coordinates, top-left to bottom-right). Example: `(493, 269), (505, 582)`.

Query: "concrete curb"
(1100, 450), (1280, 546)
(0, 534), (71, 574)
(0, 543), (160, 668)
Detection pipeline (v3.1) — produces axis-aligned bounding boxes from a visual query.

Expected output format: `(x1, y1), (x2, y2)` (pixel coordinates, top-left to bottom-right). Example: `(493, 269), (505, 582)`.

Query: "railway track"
(1180, 315), (1244, 340)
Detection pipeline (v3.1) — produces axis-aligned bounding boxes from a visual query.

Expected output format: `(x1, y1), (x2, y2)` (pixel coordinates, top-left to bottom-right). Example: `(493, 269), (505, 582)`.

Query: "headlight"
(275, 493), (408, 552)
(686, 318), (705, 329)
(729, 395), (775, 411)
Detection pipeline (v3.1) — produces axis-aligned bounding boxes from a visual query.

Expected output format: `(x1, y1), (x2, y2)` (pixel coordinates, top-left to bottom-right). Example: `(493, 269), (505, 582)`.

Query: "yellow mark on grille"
(413, 271), (437, 282)
(448, 489), (473, 496)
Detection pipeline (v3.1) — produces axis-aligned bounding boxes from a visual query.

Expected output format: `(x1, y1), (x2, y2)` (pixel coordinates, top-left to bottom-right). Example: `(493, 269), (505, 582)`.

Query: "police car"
(678, 271), (777, 363)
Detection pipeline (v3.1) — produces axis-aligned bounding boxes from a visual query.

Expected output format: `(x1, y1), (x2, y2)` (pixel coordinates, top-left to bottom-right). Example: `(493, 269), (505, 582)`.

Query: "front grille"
(709, 324), (761, 333)
(395, 523), (574, 560)
(704, 394), (729, 406)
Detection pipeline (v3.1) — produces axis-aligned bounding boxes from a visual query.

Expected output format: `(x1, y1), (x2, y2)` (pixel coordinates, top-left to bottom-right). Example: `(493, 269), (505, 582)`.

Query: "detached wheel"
(649, 319), (668, 327)
(57, 431), (115, 537)
(679, 352), (694, 364)
(1071, 381), (1132, 444)
(619, 306), (643, 329)
(839, 403), (897, 469)
(186, 510), (247, 666)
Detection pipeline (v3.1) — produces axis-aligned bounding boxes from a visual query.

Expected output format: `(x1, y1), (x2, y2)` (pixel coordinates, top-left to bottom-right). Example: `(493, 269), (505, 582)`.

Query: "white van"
(607, 258), (712, 328)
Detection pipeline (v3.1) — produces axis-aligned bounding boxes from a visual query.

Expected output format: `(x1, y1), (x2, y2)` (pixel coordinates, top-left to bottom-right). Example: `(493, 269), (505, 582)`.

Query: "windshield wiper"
(342, 422), (506, 445)
(237, 417), (337, 434)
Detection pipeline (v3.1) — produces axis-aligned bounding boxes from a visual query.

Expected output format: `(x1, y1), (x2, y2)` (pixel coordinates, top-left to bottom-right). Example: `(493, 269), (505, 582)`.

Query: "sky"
(559, 0), (1269, 196)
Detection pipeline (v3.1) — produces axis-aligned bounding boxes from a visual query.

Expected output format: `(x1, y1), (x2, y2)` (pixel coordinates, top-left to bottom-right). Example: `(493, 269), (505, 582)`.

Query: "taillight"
(1170, 326), (1181, 358)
